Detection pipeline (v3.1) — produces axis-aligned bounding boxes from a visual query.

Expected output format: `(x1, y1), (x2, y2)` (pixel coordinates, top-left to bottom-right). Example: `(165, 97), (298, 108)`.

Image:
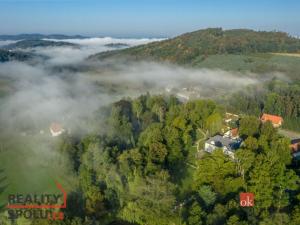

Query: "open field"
(191, 53), (300, 76)
(0, 133), (77, 208)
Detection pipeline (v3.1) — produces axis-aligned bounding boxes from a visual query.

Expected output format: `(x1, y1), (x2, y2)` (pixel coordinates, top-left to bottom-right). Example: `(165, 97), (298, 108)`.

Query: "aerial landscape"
(0, 1), (300, 225)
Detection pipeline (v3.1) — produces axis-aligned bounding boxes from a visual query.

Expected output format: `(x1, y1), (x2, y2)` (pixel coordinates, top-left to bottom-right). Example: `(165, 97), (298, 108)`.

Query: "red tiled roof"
(231, 128), (239, 137)
(261, 113), (283, 125)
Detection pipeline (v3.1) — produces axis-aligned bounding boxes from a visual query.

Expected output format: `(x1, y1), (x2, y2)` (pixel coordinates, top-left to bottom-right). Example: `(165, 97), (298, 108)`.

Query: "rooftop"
(50, 122), (63, 133)
(261, 113), (283, 124)
(206, 135), (241, 151)
(291, 138), (300, 145)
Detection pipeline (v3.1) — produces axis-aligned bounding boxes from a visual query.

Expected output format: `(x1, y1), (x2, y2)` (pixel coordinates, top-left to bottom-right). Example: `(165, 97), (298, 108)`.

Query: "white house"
(49, 123), (64, 137)
(204, 135), (242, 158)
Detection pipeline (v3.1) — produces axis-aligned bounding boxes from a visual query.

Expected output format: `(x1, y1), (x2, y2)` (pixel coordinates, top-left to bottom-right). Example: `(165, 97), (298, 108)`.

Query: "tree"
(118, 148), (143, 177)
(147, 95), (167, 122)
(132, 98), (144, 121)
(264, 92), (285, 116)
(164, 126), (184, 167)
(205, 112), (223, 135)
(259, 213), (290, 225)
(121, 171), (177, 225)
(149, 142), (168, 163)
(244, 136), (258, 150)
(197, 185), (216, 208)
(138, 123), (168, 169)
(235, 148), (256, 181)
(270, 137), (292, 165)
(248, 152), (298, 219)
(138, 123), (164, 147)
(85, 185), (106, 216)
(78, 167), (107, 218)
(290, 206), (300, 225)
(194, 150), (244, 196)
(188, 201), (206, 225)
(226, 215), (249, 225)
(108, 105), (134, 147)
(206, 204), (227, 225)
(239, 116), (260, 138)
(260, 121), (276, 140)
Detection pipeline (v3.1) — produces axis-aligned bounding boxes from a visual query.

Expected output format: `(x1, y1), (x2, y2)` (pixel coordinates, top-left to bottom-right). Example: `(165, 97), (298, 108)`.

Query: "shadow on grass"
(0, 176), (7, 184)
(0, 167), (9, 211)
(0, 184), (8, 194)
(0, 203), (6, 213)
(0, 172), (8, 213)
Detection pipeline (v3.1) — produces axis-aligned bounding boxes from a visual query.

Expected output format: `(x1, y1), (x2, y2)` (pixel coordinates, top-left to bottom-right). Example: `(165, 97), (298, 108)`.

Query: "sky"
(0, 0), (299, 37)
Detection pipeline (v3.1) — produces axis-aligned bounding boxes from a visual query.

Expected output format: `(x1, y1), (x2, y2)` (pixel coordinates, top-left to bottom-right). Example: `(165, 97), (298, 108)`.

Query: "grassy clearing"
(190, 53), (300, 80)
(0, 133), (77, 207)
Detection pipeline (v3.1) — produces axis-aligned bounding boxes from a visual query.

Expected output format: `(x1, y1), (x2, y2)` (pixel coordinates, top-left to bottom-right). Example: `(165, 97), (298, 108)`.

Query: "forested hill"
(91, 28), (300, 64)
(0, 49), (33, 62)
(2, 39), (78, 50)
(28, 94), (300, 225)
(0, 33), (87, 40)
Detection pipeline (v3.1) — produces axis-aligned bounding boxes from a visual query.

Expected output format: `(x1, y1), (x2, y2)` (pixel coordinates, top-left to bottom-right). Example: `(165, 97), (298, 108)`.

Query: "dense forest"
(2, 40), (78, 50)
(92, 28), (300, 64)
(0, 34), (86, 41)
(228, 80), (300, 131)
(4, 94), (297, 225)
(90, 28), (300, 81)
(0, 49), (33, 62)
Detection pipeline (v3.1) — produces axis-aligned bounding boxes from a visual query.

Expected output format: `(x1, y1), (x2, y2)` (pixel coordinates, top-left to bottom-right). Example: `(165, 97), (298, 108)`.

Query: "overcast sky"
(0, 0), (299, 37)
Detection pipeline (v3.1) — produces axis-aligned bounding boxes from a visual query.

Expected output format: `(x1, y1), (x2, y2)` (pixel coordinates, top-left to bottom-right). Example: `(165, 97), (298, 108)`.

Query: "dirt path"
(278, 129), (300, 139)
(195, 128), (208, 151)
(271, 53), (300, 58)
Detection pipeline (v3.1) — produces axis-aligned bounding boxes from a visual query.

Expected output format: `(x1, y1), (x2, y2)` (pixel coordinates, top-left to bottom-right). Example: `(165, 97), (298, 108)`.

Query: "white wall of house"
(204, 142), (216, 153)
(50, 129), (64, 137)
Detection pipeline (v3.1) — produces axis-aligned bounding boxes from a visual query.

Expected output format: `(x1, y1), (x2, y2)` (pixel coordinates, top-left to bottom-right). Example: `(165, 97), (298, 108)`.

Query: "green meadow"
(190, 53), (300, 80)
(0, 132), (77, 209)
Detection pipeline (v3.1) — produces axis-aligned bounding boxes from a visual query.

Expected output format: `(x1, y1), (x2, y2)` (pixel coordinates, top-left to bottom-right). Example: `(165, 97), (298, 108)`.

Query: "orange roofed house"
(260, 113), (283, 128)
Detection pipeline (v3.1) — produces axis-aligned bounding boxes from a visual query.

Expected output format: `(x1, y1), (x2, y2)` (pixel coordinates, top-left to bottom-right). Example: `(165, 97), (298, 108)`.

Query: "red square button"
(240, 192), (254, 207)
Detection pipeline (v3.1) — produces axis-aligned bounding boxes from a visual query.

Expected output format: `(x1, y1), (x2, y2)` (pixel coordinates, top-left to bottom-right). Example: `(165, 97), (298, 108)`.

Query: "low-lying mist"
(29, 37), (165, 65)
(0, 36), (285, 196)
(0, 37), (275, 134)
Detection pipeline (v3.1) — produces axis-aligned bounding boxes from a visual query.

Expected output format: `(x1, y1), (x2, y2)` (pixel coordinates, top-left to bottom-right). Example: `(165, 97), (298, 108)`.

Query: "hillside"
(0, 33), (87, 40)
(92, 28), (300, 63)
(0, 49), (33, 62)
(90, 28), (300, 80)
(2, 39), (79, 49)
